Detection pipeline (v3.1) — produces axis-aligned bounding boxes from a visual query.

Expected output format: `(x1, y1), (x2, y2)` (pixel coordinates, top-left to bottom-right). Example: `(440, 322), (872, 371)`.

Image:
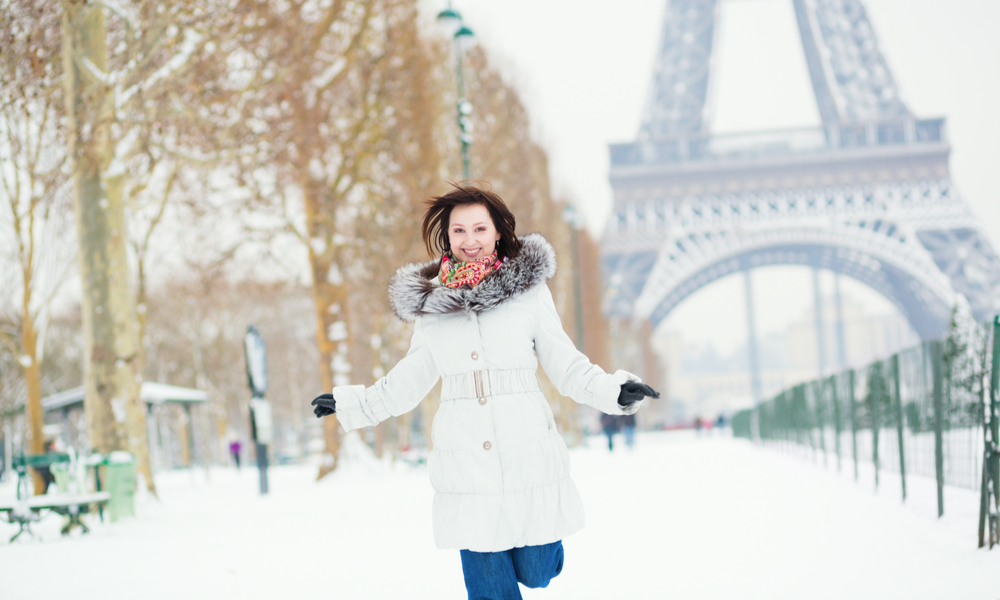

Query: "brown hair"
(421, 183), (523, 259)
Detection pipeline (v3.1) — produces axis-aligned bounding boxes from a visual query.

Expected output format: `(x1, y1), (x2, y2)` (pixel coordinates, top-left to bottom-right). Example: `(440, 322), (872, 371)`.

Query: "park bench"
(1, 451), (117, 542)
(0, 492), (111, 542)
(12, 452), (69, 500)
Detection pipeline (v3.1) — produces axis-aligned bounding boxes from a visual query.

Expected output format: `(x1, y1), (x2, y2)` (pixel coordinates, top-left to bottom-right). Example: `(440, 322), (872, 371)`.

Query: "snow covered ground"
(2, 430), (997, 600)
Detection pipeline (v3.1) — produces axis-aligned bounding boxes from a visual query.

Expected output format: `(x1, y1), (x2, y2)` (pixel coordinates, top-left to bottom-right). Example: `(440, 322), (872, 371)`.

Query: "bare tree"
(216, 0), (447, 477)
(61, 0), (147, 485)
(0, 1), (75, 493)
(108, 2), (232, 381)
(59, 0), (223, 492)
(142, 274), (320, 468)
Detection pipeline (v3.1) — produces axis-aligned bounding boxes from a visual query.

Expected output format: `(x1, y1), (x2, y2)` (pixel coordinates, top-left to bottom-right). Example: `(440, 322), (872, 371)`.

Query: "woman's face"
(448, 203), (500, 261)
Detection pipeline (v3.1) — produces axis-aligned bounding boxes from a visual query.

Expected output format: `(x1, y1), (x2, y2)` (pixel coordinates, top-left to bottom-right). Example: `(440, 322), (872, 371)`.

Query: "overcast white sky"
(421, 0), (1000, 357)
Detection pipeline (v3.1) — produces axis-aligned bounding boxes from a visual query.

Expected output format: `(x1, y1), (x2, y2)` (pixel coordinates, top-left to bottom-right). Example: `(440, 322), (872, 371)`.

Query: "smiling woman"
(310, 182), (660, 599)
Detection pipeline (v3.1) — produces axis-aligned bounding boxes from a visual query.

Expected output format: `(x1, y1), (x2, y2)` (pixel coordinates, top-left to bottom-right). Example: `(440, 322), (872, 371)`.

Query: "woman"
(311, 184), (659, 600)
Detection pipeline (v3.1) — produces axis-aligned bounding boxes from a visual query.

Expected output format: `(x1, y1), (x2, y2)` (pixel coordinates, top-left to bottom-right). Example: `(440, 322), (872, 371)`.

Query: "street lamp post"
(244, 325), (272, 495)
(437, 4), (475, 180)
(562, 205), (586, 353)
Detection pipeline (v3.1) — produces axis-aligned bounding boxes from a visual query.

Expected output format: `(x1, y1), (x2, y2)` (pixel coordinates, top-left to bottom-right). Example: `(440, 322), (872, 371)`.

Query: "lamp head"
(454, 25), (476, 51)
(436, 7), (462, 37)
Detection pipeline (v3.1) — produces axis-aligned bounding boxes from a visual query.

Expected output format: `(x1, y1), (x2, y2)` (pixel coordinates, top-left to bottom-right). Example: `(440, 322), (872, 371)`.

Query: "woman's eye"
(476, 227), (486, 232)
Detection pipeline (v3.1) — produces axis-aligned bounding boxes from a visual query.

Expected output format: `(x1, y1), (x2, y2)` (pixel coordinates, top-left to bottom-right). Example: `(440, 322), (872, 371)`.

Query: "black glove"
(617, 382), (660, 407)
(311, 393), (337, 418)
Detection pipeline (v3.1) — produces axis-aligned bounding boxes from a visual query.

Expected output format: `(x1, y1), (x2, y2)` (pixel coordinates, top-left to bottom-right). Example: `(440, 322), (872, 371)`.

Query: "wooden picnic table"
(0, 492), (111, 542)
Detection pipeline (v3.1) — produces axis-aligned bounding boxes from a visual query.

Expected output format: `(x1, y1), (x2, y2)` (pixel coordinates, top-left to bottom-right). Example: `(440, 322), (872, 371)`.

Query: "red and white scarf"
(437, 251), (506, 288)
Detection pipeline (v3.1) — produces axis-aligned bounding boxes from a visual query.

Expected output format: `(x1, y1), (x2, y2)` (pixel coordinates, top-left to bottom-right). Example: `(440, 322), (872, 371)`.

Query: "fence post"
(773, 394), (779, 449)
(831, 375), (842, 472)
(892, 353), (907, 502)
(850, 369), (858, 482)
(802, 384), (812, 460)
(931, 339), (945, 518)
(816, 380), (827, 468)
(989, 317), (1000, 545)
(783, 390), (792, 453)
(991, 319), (1000, 513)
(980, 356), (992, 548)
(872, 363), (882, 490)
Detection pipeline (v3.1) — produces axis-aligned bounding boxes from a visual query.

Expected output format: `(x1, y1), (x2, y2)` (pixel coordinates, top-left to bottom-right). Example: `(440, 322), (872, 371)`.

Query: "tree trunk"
(310, 252), (346, 479)
(132, 256), (157, 493)
(20, 310), (45, 495)
(373, 422), (384, 459)
(136, 258), (148, 376)
(304, 183), (349, 478)
(62, 2), (152, 489)
(398, 411), (411, 455)
(178, 407), (191, 467)
(421, 382), (441, 452)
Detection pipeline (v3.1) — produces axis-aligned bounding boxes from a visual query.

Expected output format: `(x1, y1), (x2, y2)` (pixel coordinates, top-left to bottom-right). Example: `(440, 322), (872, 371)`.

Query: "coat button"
(483, 441), (492, 450)
(471, 351), (479, 360)
(479, 397), (487, 405)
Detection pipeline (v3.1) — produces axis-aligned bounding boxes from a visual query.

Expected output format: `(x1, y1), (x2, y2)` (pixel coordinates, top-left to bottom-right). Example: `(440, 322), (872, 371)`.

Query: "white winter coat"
(334, 234), (642, 552)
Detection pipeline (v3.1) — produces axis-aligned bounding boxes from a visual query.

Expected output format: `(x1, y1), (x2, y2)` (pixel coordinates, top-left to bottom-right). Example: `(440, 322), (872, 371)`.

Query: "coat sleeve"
(333, 317), (440, 432)
(532, 283), (643, 415)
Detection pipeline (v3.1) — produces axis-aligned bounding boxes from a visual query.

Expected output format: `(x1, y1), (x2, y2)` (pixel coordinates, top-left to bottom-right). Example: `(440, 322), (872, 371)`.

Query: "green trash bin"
(50, 462), (71, 493)
(104, 451), (136, 522)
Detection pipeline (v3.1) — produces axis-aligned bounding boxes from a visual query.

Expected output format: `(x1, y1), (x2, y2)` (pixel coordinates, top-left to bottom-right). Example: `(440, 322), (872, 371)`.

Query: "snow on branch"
(118, 29), (204, 108)
(103, 126), (141, 179)
(311, 57), (346, 91)
(97, 0), (131, 26)
(158, 141), (218, 164)
(78, 55), (122, 87)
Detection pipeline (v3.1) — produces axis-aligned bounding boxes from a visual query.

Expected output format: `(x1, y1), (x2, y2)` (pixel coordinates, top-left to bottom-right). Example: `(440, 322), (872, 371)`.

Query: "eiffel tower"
(602, 0), (1000, 400)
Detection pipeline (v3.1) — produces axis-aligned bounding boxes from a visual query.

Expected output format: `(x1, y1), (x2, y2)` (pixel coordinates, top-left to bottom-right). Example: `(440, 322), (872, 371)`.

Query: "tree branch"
(0, 326), (19, 357)
(139, 164), (179, 253)
(316, 0), (375, 95)
(308, 0), (349, 59)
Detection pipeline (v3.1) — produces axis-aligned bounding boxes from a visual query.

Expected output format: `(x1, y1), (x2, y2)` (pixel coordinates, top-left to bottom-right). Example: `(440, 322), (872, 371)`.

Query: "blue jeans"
(460, 540), (564, 600)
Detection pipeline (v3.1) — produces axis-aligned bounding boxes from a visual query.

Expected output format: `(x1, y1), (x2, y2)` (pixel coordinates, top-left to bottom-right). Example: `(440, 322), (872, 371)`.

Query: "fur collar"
(389, 233), (556, 322)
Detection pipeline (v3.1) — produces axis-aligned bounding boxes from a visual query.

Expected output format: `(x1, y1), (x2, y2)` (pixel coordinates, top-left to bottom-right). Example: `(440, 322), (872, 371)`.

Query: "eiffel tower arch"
(602, 0), (1000, 392)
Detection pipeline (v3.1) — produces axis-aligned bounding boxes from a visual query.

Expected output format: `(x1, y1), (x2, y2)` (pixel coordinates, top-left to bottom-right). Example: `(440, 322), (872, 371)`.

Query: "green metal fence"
(733, 317), (1000, 546)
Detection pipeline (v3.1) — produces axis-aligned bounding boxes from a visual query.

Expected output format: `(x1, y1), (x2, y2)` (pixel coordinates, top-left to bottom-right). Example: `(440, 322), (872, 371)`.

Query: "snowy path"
(2, 431), (997, 599)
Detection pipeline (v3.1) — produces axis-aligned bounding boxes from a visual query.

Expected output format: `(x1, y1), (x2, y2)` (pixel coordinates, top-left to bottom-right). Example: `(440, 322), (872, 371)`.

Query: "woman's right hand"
(617, 382), (659, 407)
(311, 393), (337, 418)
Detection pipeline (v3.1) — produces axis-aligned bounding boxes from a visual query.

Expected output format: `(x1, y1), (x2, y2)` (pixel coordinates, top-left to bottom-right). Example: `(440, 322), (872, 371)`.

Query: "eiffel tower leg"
(834, 272), (848, 370)
(813, 267), (828, 378)
(744, 269), (763, 402)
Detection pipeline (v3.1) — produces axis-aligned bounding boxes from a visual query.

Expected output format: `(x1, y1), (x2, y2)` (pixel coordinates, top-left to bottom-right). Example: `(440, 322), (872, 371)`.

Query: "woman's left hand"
(617, 382), (660, 407)
(311, 393), (337, 418)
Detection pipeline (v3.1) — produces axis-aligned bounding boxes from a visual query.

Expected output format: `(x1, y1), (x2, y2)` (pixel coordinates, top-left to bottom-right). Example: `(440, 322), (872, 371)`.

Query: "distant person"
(35, 438), (58, 494)
(619, 413), (637, 450)
(229, 439), (242, 470)
(309, 184), (660, 599)
(694, 416), (703, 436)
(601, 412), (618, 452)
(715, 414), (725, 433)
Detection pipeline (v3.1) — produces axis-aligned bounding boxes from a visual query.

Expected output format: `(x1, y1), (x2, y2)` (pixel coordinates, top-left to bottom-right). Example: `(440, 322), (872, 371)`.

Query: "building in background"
(656, 293), (916, 425)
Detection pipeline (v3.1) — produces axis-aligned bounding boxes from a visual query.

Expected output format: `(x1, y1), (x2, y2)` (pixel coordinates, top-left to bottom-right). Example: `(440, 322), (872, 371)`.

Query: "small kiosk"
(41, 382), (209, 470)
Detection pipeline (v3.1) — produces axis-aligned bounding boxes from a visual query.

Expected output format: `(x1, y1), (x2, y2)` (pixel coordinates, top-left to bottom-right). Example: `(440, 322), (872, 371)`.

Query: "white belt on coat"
(440, 368), (541, 402)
